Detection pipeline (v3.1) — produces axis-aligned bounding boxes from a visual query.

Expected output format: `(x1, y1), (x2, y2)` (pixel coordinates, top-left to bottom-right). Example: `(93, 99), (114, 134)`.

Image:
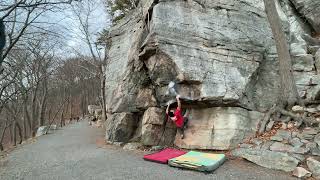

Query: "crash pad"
(168, 151), (226, 172)
(143, 148), (186, 164)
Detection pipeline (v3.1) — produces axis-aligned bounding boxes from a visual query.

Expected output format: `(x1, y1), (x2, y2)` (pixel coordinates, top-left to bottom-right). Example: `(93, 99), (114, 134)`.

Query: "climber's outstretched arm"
(176, 95), (181, 110)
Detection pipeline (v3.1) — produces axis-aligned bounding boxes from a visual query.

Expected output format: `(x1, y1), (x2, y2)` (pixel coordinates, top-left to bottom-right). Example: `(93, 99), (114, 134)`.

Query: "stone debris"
(307, 157), (320, 179)
(292, 167), (312, 178)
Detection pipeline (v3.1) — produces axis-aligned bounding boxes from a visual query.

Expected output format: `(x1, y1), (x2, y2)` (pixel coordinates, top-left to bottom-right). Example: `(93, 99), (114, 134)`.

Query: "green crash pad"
(168, 151), (226, 172)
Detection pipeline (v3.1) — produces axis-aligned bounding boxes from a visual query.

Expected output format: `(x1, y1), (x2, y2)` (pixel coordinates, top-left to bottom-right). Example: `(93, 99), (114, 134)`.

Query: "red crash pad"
(143, 148), (186, 164)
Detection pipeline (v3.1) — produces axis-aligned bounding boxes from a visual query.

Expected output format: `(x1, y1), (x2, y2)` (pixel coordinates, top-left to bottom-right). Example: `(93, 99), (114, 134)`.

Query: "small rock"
(314, 134), (320, 146)
(261, 141), (274, 150)
(289, 154), (305, 161)
(240, 143), (254, 148)
(266, 121), (275, 131)
(36, 126), (48, 137)
(270, 142), (293, 152)
(307, 157), (320, 179)
(270, 136), (283, 142)
(289, 138), (304, 148)
(287, 122), (295, 129)
(292, 131), (298, 138)
(150, 146), (164, 151)
(292, 167), (312, 178)
(292, 105), (305, 113)
(306, 108), (318, 113)
(306, 142), (320, 156)
(123, 142), (142, 151)
(271, 130), (291, 142)
(270, 142), (309, 154)
(298, 128), (318, 140)
(251, 139), (263, 146)
(281, 123), (288, 130)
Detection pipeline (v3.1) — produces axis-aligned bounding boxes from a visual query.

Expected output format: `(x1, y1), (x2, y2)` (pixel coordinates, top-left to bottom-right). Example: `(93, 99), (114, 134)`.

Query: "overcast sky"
(42, 0), (111, 58)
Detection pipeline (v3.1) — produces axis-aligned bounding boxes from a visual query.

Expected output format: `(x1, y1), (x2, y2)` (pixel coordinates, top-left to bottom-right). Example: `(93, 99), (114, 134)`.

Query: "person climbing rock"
(166, 95), (189, 139)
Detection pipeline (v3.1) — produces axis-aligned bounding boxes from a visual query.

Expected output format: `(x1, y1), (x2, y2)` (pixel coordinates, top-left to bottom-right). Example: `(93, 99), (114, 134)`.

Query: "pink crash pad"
(143, 148), (186, 164)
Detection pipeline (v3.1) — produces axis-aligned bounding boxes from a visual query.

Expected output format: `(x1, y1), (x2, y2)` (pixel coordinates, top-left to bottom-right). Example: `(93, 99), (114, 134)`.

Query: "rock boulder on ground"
(105, 113), (136, 143)
(36, 126), (48, 137)
(232, 148), (300, 172)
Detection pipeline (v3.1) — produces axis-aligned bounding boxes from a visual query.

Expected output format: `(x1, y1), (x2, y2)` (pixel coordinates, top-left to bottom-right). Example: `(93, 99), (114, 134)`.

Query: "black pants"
(178, 117), (189, 135)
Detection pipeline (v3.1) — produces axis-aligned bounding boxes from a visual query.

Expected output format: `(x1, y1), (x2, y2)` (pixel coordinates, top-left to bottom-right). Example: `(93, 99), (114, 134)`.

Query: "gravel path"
(0, 121), (297, 180)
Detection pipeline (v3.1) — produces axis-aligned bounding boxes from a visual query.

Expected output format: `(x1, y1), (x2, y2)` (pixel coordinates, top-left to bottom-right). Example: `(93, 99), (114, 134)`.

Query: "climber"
(166, 95), (189, 139)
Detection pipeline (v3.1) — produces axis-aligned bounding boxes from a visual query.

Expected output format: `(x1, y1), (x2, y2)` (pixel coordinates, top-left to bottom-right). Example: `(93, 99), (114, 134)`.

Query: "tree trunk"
(263, 0), (299, 109)
(16, 122), (22, 144)
(100, 65), (107, 121)
(13, 121), (16, 146)
(0, 123), (9, 151)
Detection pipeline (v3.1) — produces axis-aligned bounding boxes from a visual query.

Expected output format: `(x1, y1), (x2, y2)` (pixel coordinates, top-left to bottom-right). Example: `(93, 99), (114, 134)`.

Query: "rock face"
(104, 0), (320, 150)
(105, 113), (137, 143)
(140, 107), (176, 146)
(174, 107), (262, 150)
(232, 148), (300, 172)
(290, 0), (320, 33)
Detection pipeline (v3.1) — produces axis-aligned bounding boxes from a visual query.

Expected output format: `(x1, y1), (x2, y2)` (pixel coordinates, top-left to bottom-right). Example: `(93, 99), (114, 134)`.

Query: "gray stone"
(306, 142), (320, 156)
(270, 142), (309, 154)
(307, 157), (320, 179)
(251, 139), (263, 146)
(289, 138), (303, 148)
(290, 43), (307, 56)
(290, 0), (320, 33)
(232, 148), (300, 172)
(266, 121), (274, 132)
(315, 134), (320, 146)
(298, 128), (319, 140)
(150, 146), (164, 151)
(36, 126), (49, 137)
(289, 154), (305, 162)
(270, 136), (283, 142)
(105, 113), (136, 143)
(123, 142), (142, 151)
(240, 143), (254, 149)
(103, 0), (319, 150)
(271, 130), (291, 142)
(261, 141), (274, 150)
(174, 107), (262, 150)
(292, 54), (314, 72)
(292, 167), (312, 178)
(140, 107), (176, 146)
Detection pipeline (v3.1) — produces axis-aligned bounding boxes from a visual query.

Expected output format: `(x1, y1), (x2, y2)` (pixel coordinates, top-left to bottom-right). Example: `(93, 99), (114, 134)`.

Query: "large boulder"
(140, 107), (176, 146)
(105, 113), (137, 143)
(174, 107), (262, 150)
(232, 148), (300, 172)
(103, 0), (319, 150)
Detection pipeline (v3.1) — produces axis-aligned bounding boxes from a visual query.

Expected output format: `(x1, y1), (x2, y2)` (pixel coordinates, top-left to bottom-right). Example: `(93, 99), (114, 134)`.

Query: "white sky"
(41, 0), (111, 58)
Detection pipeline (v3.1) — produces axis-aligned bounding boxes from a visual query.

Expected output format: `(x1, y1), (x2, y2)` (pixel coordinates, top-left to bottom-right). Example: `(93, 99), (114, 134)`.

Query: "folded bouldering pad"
(168, 151), (226, 172)
(143, 148), (186, 164)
